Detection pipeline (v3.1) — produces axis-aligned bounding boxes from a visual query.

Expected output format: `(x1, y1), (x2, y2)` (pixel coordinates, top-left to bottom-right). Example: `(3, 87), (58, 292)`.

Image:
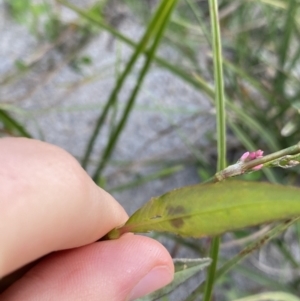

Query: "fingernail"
(128, 266), (173, 301)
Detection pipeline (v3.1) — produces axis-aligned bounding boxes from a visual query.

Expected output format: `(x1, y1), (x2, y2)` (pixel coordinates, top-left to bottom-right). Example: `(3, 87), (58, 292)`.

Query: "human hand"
(0, 138), (174, 301)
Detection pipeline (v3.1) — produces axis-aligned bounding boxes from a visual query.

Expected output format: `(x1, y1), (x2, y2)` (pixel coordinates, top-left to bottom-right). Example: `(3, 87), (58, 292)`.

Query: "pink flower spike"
(248, 152), (257, 160)
(236, 149), (264, 173)
(252, 164), (263, 171)
(238, 149), (264, 164)
(255, 150), (264, 158)
(240, 152), (250, 161)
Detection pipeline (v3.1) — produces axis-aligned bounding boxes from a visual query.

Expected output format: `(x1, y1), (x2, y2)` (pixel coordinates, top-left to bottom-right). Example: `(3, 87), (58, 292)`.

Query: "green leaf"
(0, 109), (31, 138)
(137, 258), (211, 301)
(233, 292), (300, 301)
(107, 181), (300, 239)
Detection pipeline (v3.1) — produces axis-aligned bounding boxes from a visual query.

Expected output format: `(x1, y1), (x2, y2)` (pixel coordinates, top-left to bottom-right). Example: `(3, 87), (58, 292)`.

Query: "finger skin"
(0, 235), (174, 301)
(0, 138), (128, 276)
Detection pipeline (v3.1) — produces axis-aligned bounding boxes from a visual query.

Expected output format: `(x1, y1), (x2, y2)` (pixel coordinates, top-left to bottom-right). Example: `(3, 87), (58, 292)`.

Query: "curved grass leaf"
(137, 258), (211, 301)
(58, 1), (280, 156)
(91, 0), (179, 180)
(233, 292), (300, 301)
(0, 109), (31, 138)
(107, 181), (300, 239)
(80, 0), (174, 170)
(186, 218), (299, 300)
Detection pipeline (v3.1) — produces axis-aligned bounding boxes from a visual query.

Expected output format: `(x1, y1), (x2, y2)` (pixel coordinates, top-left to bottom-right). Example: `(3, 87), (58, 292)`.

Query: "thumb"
(0, 234), (174, 301)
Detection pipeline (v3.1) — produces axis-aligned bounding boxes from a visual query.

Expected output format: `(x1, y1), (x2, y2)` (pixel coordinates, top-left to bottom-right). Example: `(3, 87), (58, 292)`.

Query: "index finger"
(0, 138), (128, 277)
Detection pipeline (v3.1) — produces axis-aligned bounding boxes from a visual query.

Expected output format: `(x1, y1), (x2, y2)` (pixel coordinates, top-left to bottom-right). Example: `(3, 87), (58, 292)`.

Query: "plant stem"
(213, 142), (300, 182)
(242, 142), (300, 170)
(203, 0), (226, 300)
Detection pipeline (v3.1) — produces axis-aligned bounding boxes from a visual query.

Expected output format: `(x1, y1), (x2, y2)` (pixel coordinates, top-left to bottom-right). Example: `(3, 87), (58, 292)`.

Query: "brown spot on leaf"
(171, 217), (184, 228)
(167, 205), (186, 229)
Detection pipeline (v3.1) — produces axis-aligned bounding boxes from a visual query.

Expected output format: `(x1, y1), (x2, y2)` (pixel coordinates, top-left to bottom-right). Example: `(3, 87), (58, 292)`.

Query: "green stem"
(212, 12), (226, 172)
(203, 0), (226, 300)
(203, 237), (220, 301)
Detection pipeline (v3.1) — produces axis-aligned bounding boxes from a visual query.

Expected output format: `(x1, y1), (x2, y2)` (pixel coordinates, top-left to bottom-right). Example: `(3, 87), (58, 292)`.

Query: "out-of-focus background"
(1, 0), (300, 300)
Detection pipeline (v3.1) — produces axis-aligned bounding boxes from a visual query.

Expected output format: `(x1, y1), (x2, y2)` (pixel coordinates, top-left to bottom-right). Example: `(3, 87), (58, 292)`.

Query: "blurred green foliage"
(1, 0), (300, 300)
